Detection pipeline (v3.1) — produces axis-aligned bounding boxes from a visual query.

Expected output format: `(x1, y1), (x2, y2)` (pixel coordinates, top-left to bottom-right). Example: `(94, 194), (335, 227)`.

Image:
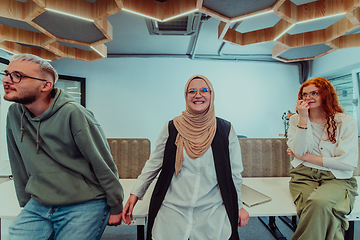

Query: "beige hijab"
(173, 75), (216, 175)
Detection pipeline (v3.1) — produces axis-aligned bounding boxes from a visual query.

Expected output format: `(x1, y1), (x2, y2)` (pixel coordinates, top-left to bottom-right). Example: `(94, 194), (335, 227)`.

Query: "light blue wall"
(52, 57), (300, 148)
(310, 47), (360, 78)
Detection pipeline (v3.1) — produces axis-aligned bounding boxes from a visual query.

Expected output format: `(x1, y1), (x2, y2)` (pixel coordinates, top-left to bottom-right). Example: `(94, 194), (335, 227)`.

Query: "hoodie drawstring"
(36, 121), (41, 153)
(20, 110), (25, 142)
(20, 108), (41, 153)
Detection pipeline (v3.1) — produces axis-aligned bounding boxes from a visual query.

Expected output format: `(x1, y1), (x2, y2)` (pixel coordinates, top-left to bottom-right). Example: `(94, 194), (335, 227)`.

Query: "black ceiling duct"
(156, 0), (167, 2)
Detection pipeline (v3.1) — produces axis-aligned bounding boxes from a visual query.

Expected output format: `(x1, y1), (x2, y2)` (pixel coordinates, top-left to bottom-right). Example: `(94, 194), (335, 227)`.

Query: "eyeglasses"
(0, 71), (48, 83)
(300, 91), (319, 99)
(187, 88), (211, 97)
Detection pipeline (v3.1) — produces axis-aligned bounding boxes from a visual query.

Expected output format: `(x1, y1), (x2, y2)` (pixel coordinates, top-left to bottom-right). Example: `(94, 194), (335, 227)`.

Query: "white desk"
(119, 179), (155, 225)
(242, 177), (296, 216)
(0, 179), (21, 240)
(242, 177), (360, 219)
(120, 177), (360, 240)
(0, 180), (21, 218)
(242, 177), (360, 240)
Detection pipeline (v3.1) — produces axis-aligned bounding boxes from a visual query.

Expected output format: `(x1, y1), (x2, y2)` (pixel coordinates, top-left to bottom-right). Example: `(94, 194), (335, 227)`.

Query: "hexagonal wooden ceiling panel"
(206, 0), (360, 62)
(0, 0), (122, 61)
(1, 0), (360, 62)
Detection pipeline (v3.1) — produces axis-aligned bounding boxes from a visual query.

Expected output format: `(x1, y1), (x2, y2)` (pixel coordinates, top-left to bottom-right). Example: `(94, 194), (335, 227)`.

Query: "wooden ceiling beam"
(199, 6), (230, 22)
(330, 32), (360, 49)
(163, 0), (197, 20)
(286, 29), (326, 48)
(230, 7), (274, 23)
(0, 0), (41, 21)
(223, 28), (243, 45)
(1, 40), (60, 60)
(344, 0), (360, 11)
(273, 18), (294, 42)
(274, 0), (297, 24)
(218, 21), (231, 40)
(122, 0), (165, 20)
(0, 24), (54, 47)
(242, 28), (275, 45)
(325, 17), (355, 41)
(296, 0), (347, 22)
(345, 7), (360, 26)
(196, 0), (203, 10)
(93, 0), (122, 20)
(94, 18), (113, 45)
(272, 0), (287, 12)
(91, 43), (107, 58)
(45, 41), (104, 61)
(39, 0), (94, 21)
(272, 43), (289, 58)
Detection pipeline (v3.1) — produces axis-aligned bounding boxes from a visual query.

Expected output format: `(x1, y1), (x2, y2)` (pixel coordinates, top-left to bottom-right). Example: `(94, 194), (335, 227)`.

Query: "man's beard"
(4, 89), (38, 105)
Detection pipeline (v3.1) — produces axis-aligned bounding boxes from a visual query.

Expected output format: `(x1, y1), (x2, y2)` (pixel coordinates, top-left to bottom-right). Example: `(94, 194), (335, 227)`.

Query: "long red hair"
(298, 77), (343, 143)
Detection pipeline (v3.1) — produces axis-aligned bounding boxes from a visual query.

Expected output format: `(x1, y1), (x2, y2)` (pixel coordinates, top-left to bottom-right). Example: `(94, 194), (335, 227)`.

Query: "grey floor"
(101, 217), (360, 240)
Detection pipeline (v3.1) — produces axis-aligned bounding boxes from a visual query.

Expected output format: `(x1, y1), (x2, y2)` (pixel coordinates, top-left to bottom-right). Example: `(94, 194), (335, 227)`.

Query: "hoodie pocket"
(25, 172), (98, 206)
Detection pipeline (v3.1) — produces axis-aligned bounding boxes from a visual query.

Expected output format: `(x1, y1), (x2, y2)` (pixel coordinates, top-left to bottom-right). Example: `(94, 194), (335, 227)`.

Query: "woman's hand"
(286, 148), (295, 158)
(238, 208), (249, 227)
(287, 148), (323, 166)
(296, 99), (309, 118)
(122, 194), (139, 225)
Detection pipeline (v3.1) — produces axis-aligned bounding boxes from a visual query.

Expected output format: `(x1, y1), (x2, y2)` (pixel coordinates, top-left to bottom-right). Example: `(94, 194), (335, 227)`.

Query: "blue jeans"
(8, 198), (110, 240)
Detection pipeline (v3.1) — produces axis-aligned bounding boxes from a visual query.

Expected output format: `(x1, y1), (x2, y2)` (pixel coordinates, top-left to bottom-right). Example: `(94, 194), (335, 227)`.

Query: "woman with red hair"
(287, 77), (358, 240)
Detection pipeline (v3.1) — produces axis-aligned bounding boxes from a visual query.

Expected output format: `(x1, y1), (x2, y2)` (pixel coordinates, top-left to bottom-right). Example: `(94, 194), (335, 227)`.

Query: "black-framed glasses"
(0, 71), (48, 83)
(301, 91), (319, 99)
(187, 87), (211, 97)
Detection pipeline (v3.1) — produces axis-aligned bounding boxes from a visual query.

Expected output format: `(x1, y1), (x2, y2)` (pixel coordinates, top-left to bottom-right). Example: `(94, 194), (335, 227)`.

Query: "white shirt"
(131, 122), (244, 240)
(287, 113), (359, 179)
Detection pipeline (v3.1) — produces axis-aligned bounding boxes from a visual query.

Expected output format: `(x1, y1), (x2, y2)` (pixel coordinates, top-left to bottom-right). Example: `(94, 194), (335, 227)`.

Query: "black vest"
(146, 117), (239, 240)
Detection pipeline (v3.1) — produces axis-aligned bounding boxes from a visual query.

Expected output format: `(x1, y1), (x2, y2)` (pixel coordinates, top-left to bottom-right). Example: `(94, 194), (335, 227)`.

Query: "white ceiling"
(105, 10), (280, 60)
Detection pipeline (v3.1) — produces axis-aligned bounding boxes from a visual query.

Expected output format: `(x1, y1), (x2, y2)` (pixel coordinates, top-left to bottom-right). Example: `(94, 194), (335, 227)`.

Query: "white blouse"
(131, 122), (244, 240)
(287, 113), (359, 179)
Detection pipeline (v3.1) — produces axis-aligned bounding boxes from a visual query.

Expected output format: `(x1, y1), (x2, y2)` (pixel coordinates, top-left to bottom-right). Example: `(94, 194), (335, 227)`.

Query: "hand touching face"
(297, 84), (322, 116)
(296, 99), (310, 117)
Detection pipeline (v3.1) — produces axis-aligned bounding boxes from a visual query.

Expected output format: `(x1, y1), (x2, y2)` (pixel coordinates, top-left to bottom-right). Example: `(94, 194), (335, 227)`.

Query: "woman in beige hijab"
(122, 75), (249, 240)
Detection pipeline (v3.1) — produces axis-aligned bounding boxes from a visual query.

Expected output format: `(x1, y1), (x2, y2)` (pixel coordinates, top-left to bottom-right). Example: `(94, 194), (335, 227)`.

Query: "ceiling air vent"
(145, 13), (201, 36)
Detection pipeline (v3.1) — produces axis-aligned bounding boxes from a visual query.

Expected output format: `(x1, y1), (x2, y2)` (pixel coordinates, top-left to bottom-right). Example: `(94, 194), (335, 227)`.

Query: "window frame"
(57, 75), (86, 107)
(327, 70), (360, 135)
(351, 68), (360, 134)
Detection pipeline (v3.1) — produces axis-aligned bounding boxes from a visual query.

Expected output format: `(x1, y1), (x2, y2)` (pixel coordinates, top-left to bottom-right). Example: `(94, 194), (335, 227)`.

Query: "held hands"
(122, 194), (139, 225)
(107, 212), (122, 226)
(238, 208), (249, 227)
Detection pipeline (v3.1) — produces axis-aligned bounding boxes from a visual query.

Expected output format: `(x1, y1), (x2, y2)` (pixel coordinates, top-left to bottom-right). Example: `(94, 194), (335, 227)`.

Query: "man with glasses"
(2, 54), (124, 240)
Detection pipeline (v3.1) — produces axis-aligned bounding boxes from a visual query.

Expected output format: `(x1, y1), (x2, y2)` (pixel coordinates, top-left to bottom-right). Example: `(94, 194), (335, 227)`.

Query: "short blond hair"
(10, 54), (58, 83)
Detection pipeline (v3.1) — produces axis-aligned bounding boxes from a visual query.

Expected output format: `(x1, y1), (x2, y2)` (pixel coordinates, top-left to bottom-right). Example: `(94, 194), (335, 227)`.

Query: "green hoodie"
(6, 89), (124, 214)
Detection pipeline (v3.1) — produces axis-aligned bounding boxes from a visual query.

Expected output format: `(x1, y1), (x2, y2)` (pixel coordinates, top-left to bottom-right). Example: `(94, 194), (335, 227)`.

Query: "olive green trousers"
(289, 165), (358, 240)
